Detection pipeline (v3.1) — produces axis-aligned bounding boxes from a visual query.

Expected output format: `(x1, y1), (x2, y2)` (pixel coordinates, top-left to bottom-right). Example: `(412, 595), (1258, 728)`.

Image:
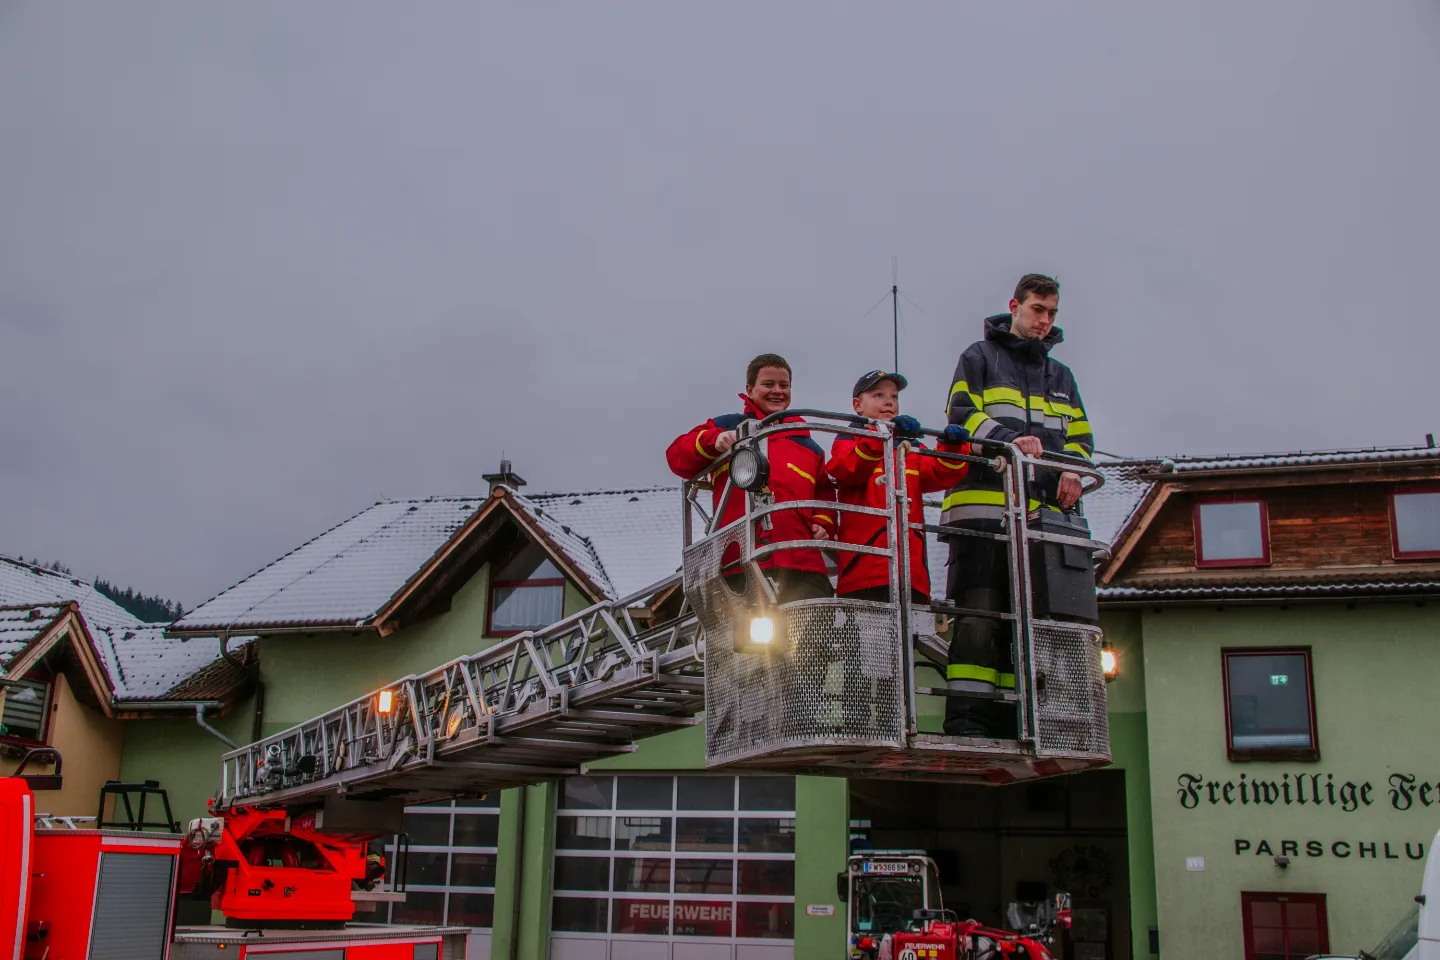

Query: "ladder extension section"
(213, 575), (703, 810)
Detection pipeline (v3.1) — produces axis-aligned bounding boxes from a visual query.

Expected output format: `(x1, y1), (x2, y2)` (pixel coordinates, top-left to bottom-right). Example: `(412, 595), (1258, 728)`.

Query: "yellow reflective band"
(695, 434), (718, 460)
(981, 386), (1025, 406)
(963, 411), (990, 434)
(1064, 442), (1092, 459)
(937, 458), (967, 470)
(949, 380), (983, 406)
(905, 469), (919, 476)
(854, 446), (881, 461)
(942, 489), (1006, 509)
(998, 672), (1016, 689)
(812, 514), (833, 524)
(1050, 400), (1085, 419)
(1066, 418), (1092, 437)
(786, 462), (816, 484)
(947, 664), (1000, 684)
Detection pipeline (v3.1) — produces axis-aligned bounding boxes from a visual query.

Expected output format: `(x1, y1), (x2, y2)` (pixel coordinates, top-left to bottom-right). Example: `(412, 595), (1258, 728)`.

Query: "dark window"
(1242, 892), (1328, 960)
(449, 853), (496, 888)
(617, 776), (673, 810)
(739, 776), (796, 811)
(736, 901), (794, 939)
(614, 857), (670, 893)
(676, 817), (734, 852)
(1391, 487), (1440, 559)
(615, 817), (671, 852)
(0, 678), (51, 743)
(406, 852), (449, 886)
(392, 890), (445, 925)
(1195, 499), (1270, 567)
(448, 892), (494, 927)
(452, 814), (499, 848)
(552, 896), (609, 933)
(400, 812), (451, 847)
(674, 859), (733, 894)
(738, 859), (795, 896)
(560, 775), (613, 810)
(1223, 649), (1318, 761)
(677, 776), (735, 811)
(556, 815), (611, 850)
(738, 818), (796, 853)
(486, 542), (565, 635)
(554, 856), (610, 892)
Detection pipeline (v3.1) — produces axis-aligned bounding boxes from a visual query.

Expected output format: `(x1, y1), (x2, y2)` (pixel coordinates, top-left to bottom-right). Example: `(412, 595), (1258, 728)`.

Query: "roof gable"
(0, 556), (247, 704)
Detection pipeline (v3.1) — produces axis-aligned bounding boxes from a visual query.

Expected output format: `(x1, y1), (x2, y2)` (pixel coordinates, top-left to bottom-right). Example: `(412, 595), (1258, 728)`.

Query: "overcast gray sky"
(1, 1), (1437, 606)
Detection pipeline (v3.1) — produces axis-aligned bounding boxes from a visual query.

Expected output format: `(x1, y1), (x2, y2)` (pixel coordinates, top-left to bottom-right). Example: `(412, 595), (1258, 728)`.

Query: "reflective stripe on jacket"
(827, 430), (968, 597)
(942, 314), (1093, 527)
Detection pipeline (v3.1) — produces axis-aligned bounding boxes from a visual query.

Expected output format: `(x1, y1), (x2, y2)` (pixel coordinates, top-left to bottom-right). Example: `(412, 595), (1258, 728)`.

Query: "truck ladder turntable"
(214, 412), (1113, 812)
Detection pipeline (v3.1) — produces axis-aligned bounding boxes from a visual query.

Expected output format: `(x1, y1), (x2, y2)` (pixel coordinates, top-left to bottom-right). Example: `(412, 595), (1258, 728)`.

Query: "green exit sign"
(1270, 674), (1289, 686)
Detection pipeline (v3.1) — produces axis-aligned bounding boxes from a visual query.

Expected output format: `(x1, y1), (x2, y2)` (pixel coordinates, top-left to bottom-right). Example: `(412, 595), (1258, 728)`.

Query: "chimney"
(483, 458), (527, 495)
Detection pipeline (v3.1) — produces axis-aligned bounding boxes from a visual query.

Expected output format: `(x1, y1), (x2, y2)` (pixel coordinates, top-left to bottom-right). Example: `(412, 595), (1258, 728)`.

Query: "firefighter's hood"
(984, 313), (1064, 360)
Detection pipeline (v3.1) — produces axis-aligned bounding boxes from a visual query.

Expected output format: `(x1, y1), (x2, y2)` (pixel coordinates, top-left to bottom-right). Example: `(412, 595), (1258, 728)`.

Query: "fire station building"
(78, 443), (1440, 959)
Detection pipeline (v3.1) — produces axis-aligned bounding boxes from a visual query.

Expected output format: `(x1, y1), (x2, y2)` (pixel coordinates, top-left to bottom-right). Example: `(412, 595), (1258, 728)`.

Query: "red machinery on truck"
(0, 748), (466, 959)
(841, 853), (1070, 960)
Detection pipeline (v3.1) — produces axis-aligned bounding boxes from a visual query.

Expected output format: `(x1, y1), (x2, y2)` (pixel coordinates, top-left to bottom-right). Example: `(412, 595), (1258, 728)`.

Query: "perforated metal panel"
(88, 852), (175, 960)
(687, 526), (906, 767)
(1031, 620), (1109, 758)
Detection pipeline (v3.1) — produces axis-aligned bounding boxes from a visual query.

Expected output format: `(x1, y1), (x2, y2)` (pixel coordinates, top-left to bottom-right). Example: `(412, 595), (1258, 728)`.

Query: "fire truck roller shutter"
(88, 852), (175, 960)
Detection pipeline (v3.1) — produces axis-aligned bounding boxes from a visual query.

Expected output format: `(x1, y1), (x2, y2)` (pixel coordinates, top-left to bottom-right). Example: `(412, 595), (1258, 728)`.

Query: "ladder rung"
(926, 602), (1016, 621)
(913, 686), (1019, 702)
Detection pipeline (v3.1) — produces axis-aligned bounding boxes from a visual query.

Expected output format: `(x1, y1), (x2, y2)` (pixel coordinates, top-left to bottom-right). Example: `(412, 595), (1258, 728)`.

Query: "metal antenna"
(891, 256), (899, 373)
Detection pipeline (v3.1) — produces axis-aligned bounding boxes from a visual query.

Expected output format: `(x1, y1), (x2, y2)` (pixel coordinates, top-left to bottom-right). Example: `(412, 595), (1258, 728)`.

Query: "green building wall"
(1141, 603), (1438, 960)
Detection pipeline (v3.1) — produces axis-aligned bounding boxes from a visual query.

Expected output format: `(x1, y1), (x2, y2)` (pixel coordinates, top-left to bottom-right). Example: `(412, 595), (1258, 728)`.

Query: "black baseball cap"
(852, 369), (909, 397)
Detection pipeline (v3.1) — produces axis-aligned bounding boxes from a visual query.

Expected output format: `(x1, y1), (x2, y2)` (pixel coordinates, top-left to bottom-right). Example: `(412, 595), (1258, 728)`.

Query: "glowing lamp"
(1100, 644), (1119, 682)
(377, 689), (395, 714)
(749, 615), (776, 644)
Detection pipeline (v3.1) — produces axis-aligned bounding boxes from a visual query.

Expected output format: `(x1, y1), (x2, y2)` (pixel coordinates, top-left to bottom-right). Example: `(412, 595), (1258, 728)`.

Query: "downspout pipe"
(108, 699), (237, 749)
(194, 702), (238, 749)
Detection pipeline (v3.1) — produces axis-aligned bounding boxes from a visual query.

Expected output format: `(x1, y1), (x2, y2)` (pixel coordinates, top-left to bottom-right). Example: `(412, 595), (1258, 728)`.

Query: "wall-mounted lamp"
(1101, 643), (1120, 682)
(1273, 856), (1290, 869)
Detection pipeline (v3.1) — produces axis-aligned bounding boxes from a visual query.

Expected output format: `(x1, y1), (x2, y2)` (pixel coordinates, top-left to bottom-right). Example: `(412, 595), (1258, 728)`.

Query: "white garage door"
(549, 774), (796, 960)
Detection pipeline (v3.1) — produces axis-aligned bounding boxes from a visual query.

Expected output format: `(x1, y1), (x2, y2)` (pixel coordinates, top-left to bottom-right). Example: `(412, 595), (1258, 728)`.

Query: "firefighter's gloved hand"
(941, 424), (970, 445)
(891, 415), (922, 439)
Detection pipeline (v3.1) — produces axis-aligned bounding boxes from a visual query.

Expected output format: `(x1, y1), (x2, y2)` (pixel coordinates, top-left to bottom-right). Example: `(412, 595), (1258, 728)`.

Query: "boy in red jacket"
(826, 370), (970, 603)
(666, 353), (838, 602)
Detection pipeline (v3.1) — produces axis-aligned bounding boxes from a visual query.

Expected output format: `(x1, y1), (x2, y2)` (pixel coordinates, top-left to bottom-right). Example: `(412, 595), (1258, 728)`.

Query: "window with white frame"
(1391, 487), (1440, 559)
(0, 677), (52, 743)
(488, 541), (566, 635)
(379, 794), (502, 927)
(551, 774), (796, 941)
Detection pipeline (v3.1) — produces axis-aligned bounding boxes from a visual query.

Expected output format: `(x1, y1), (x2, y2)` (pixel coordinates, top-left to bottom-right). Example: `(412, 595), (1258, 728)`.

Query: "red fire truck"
(1, 748), (467, 959)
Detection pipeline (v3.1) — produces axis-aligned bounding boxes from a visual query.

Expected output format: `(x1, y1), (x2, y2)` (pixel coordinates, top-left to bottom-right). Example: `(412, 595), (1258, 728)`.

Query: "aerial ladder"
(194, 411), (1113, 928)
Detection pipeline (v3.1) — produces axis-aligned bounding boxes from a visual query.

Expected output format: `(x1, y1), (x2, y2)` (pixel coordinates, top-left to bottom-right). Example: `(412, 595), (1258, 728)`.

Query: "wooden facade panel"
(1116, 480), (1429, 579)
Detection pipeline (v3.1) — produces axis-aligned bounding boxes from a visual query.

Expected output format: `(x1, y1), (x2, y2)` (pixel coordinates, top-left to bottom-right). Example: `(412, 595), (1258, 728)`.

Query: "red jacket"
(666, 396), (838, 575)
(826, 429), (970, 598)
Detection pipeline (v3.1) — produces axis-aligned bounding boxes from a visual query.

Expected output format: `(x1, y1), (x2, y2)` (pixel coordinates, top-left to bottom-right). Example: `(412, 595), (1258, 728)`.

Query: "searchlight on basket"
(1101, 643), (1119, 682)
(729, 441), (769, 492)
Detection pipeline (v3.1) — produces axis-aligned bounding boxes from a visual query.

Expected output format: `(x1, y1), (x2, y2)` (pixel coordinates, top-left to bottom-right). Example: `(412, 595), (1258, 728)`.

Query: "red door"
(1241, 891), (1329, 960)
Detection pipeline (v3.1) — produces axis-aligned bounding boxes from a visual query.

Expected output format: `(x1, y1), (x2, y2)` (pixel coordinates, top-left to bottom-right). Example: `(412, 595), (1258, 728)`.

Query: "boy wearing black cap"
(826, 370), (971, 604)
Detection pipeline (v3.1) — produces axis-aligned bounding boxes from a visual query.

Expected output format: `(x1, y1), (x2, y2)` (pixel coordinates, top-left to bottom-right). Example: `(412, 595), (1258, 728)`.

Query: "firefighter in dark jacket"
(666, 353), (838, 602)
(941, 274), (1094, 737)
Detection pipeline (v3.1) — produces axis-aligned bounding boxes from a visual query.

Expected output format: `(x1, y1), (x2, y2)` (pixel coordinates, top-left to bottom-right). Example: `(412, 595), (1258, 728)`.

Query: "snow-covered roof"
(1159, 444), (1440, 473)
(172, 497), (487, 634)
(0, 556), (246, 703)
(518, 487), (684, 600)
(0, 603), (69, 669)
